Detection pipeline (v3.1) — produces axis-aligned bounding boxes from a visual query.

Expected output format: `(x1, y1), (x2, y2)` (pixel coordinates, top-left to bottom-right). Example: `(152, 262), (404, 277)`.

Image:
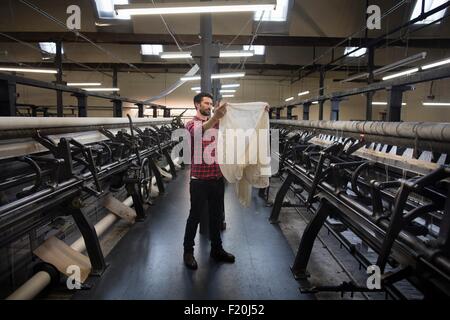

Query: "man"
(183, 92), (235, 270)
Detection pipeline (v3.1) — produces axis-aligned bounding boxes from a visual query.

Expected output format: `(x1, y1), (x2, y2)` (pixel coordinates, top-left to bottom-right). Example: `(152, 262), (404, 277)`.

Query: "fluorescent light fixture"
(212, 72), (245, 79)
(411, 0), (448, 25)
(82, 87), (120, 91)
(340, 72), (369, 83)
(220, 89), (236, 93)
(423, 102), (450, 106)
(374, 52), (426, 76)
(298, 90), (310, 96)
(254, 0), (289, 21)
(181, 75), (202, 81)
(312, 101), (319, 104)
(222, 84), (240, 88)
(191, 86), (201, 91)
(95, 0), (130, 19)
(115, 1), (276, 15)
(39, 42), (64, 55)
(422, 57), (450, 70)
(220, 50), (254, 58)
(372, 102), (406, 105)
(181, 72), (245, 81)
(160, 52), (192, 59)
(141, 44), (163, 56)
(0, 67), (57, 74)
(196, 90), (201, 94)
(285, 97), (294, 102)
(95, 22), (113, 27)
(344, 47), (367, 58)
(222, 94), (235, 98)
(67, 82), (102, 86)
(382, 68), (419, 81)
(243, 45), (265, 55)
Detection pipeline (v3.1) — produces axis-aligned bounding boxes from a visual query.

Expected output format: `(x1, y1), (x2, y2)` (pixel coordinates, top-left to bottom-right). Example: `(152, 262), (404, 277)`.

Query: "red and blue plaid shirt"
(186, 116), (222, 180)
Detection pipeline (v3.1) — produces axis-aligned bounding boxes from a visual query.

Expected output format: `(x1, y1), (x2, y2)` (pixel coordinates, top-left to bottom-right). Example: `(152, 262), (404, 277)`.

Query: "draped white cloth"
(217, 102), (271, 207)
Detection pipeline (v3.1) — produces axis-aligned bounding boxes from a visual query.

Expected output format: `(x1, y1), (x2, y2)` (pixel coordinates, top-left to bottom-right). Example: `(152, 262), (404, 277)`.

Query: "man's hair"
(193, 92), (213, 106)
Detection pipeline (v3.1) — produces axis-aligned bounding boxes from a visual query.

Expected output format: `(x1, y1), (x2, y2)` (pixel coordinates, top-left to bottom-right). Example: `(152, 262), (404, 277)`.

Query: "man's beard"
(200, 109), (211, 116)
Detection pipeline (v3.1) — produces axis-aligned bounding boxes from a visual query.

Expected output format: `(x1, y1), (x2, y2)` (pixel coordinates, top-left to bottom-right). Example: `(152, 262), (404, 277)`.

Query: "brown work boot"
(183, 252), (198, 270)
(210, 248), (235, 263)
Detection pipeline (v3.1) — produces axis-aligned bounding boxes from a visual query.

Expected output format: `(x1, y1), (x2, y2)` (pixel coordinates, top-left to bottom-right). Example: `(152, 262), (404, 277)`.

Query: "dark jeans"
(183, 178), (224, 253)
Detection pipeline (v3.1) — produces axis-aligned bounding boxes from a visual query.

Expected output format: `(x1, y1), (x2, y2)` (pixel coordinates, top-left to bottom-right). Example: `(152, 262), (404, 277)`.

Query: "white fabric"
(217, 102), (271, 207)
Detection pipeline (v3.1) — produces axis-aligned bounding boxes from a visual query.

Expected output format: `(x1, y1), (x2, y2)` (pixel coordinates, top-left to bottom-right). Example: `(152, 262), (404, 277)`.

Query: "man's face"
(196, 96), (213, 117)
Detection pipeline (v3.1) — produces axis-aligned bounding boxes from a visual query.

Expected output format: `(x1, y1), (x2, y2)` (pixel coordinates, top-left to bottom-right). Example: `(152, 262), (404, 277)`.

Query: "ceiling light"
(67, 82), (102, 86)
(372, 102), (406, 105)
(82, 87), (120, 91)
(298, 91), (310, 96)
(374, 52), (426, 76)
(221, 84), (240, 88)
(220, 50), (254, 58)
(382, 68), (419, 81)
(191, 86), (201, 91)
(312, 101), (319, 104)
(285, 97), (294, 102)
(181, 72), (245, 81)
(222, 94), (235, 98)
(340, 72), (369, 83)
(220, 89), (236, 93)
(422, 57), (450, 70)
(115, 1), (276, 15)
(423, 102), (450, 106)
(160, 52), (192, 59)
(212, 72), (245, 79)
(181, 75), (202, 81)
(0, 67), (57, 74)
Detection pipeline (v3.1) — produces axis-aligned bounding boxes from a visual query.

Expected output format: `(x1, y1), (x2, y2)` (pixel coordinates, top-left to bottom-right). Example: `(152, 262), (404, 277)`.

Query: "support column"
(0, 79), (16, 116)
(387, 85), (412, 122)
(136, 103), (144, 118)
(303, 102), (311, 120)
(276, 107), (281, 119)
(331, 98), (345, 121)
(200, 7), (212, 94)
(366, 46), (375, 120)
(287, 105), (294, 119)
(113, 66), (118, 96)
(318, 68), (325, 120)
(55, 41), (63, 117)
(212, 59), (220, 103)
(112, 99), (122, 117)
(152, 106), (157, 118)
(73, 93), (87, 117)
(163, 108), (171, 117)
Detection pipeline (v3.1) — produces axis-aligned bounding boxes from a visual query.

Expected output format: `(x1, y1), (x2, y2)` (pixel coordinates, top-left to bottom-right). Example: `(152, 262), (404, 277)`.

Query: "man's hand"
(203, 102), (227, 131)
(212, 102), (227, 120)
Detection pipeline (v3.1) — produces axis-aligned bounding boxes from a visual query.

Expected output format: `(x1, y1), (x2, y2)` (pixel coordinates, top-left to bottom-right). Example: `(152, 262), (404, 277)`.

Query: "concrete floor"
(73, 168), (314, 300)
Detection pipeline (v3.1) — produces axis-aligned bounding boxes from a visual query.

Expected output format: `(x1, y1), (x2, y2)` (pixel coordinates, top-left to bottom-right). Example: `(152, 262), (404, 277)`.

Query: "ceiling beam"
(1, 32), (449, 48)
(0, 62), (388, 73)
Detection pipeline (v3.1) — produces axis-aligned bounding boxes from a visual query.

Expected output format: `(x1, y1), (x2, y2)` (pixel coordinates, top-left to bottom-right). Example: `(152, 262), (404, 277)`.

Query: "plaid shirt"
(186, 116), (222, 180)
